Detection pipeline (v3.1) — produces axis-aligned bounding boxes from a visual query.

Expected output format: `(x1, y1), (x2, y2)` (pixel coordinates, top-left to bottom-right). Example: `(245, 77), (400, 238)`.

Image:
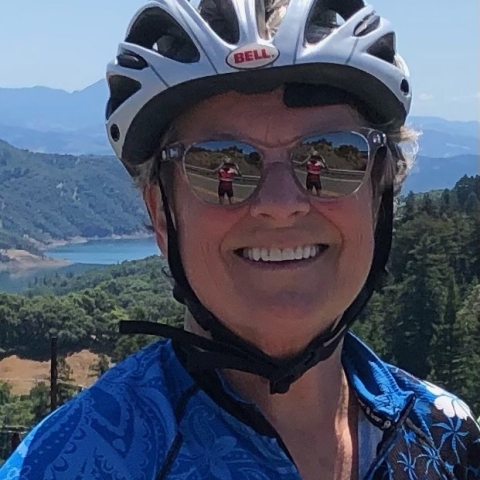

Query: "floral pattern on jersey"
(385, 367), (480, 480)
(424, 380), (473, 420)
(374, 424), (454, 480)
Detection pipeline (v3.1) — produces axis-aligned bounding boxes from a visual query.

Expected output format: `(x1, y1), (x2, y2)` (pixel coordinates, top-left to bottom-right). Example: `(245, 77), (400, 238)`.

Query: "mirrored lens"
(182, 132), (370, 205)
(184, 141), (262, 204)
(292, 132), (370, 198)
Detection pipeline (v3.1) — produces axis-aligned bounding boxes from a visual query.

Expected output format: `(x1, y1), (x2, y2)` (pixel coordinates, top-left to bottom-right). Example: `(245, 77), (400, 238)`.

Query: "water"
(0, 237), (159, 293)
(0, 263), (101, 293)
(47, 237), (159, 265)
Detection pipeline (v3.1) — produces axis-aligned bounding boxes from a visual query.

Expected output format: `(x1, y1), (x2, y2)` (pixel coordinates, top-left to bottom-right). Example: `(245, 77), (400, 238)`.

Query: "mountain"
(402, 154), (479, 193)
(0, 81), (109, 155)
(409, 116), (479, 139)
(406, 116), (479, 158)
(0, 124), (111, 156)
(0, 140), (147, 250)
(0, 81), (107, 131)
(412, 129), (478, 158)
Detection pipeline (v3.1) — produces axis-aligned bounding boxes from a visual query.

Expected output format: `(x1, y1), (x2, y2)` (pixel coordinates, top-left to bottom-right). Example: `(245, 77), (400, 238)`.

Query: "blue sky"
(0, 0), (478, 121)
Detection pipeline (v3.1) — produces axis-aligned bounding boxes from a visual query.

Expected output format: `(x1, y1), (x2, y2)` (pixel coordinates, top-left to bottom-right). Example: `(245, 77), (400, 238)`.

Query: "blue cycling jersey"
(1, 333), (479, 480)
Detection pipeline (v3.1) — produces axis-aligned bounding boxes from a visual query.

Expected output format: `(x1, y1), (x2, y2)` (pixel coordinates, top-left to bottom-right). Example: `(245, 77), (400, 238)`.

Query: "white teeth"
(242, 245), (323, 262)
(270, 248), (282, 261)
(294, 246), (304, 260)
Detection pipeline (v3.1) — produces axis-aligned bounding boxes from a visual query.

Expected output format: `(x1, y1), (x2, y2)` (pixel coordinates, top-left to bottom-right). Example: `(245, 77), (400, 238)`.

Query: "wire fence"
(0, 378), (91, 465)
(0, 427), (27, 465)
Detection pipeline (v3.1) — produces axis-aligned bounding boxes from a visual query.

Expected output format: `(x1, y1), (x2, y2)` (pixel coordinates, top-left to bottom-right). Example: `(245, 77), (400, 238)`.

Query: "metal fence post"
(50, 336), (58, 412)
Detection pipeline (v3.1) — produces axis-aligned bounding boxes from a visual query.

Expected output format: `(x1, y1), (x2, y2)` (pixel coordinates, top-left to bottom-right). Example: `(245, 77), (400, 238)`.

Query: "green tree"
(89, 354), (111, 378)
(438, 189), (459, 215)
(29, 382), (50, 423)
(392, 235), (448, 379)
(454, 175), (478, 208)
(0, 398), (34, 429)
(450, 284), (480, 414)
(428, 275), (460, 388)
(353, 291), (388, 358)
(57, 357), (78, 407)
(464, 191), (480, 216)
(0, 381), (12, 406)
(418, 193), (438, 218)
(112, 334), (155, 363)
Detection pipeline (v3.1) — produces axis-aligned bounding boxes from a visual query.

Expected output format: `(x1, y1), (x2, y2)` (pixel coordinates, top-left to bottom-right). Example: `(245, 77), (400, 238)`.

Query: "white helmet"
(106, 0), (411, 171)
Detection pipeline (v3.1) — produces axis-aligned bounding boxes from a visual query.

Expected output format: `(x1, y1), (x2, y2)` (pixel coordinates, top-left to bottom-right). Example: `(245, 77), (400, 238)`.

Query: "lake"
(47, 237), (159, 265)
(0, 237), (159, 293)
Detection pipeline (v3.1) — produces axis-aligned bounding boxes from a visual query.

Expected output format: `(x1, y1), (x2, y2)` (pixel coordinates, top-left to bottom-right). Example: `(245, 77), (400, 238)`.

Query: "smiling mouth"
(235, 244), (329, 263)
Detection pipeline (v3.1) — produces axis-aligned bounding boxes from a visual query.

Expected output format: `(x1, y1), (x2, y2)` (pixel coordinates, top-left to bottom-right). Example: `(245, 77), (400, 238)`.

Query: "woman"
(2, 1), (479, 479)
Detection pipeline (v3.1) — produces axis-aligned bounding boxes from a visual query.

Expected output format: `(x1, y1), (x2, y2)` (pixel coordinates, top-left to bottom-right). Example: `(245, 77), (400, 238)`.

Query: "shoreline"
(0, 249), (70, 273)
(39, 231), (153, 251)
(0, 232), (155, 273)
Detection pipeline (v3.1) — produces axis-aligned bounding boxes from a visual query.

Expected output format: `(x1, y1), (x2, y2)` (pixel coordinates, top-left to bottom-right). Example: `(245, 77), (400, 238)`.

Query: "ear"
(143, 184), (168, 257)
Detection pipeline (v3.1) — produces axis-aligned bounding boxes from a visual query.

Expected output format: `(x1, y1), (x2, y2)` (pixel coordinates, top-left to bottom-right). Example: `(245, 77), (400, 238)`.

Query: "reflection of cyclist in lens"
(305, 153), (329, 195)
(216, 158), (241, 204)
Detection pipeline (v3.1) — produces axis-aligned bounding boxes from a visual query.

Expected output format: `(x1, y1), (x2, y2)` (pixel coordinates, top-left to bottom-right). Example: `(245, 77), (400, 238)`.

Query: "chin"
(243, 319), (323, 358)
(248, 288), (339, 319)
(230, 297), (337, 348)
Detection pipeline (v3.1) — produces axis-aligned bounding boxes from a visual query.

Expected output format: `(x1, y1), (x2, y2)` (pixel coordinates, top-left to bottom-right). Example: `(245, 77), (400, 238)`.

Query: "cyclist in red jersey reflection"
(217, 159), (241, 204)
(305, 153), (329, 195)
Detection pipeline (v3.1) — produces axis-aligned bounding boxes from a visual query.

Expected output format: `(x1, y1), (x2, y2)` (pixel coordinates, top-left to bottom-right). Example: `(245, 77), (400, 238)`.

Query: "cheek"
(173, 177), (242, 303)
(316, 189), (375, 275)
(175, 176), (232, 246)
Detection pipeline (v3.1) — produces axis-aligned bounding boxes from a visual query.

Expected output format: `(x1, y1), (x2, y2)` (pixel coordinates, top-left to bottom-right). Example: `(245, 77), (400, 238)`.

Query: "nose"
(249, 162), (310, 221)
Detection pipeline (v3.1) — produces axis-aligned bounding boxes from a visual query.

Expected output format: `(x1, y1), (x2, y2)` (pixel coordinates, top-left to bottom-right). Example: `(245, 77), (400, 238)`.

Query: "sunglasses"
(160, 128), (387, 205)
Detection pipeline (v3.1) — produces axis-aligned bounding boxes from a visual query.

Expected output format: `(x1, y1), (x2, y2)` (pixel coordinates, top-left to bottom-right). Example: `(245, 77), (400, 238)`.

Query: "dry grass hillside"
(0, 350), (101, 395)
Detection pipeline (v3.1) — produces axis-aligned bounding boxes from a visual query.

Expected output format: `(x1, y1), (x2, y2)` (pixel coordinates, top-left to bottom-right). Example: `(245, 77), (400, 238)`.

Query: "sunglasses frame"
(160, 127), (387, 205)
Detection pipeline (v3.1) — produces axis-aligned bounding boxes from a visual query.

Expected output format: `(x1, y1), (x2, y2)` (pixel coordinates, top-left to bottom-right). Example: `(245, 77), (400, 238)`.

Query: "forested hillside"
(0, 140), (146, 250)
(0, 256), (182, 362)
(0, 175), (478, 445)
(355, 174), (479, 413)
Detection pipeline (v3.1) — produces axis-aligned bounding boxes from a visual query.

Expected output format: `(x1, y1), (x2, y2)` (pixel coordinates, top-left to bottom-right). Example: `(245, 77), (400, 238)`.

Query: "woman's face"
(148, 89), (376, 357)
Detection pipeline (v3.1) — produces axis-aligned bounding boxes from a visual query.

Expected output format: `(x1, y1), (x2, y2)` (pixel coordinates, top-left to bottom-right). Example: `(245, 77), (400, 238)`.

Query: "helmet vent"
(305, 8), (340, 44)
(196, 0), (240, 44)
(367, 32), (396, 65)
(260, 0), (292, 39)
(305, 0), (365, 44)
(106, 75), (141, 119)
(126, 7), (200, 63)
(354, 13), (381, 37)
(324, 0), (365, 20)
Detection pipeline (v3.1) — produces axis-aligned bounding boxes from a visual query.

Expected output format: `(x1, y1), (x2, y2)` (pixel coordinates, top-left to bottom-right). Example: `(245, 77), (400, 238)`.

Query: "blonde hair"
(383, 126), (419, 197)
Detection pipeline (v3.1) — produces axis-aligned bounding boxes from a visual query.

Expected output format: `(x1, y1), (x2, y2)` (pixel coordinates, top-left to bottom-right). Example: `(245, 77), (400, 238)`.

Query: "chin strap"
(120, 165), (393, 394)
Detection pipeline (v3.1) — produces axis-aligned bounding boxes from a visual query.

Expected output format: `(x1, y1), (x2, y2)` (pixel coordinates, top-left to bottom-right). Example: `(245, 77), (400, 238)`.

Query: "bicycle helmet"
(107, 0), (412, 394)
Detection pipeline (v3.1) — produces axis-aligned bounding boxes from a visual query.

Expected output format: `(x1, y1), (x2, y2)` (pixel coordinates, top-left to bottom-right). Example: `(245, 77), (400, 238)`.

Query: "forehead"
(173, 88), (366, 146)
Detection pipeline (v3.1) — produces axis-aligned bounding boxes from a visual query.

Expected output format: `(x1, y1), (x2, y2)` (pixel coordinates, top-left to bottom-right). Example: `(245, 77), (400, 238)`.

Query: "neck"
(184, 313), (353, 432)
(223, 341), (350, 432)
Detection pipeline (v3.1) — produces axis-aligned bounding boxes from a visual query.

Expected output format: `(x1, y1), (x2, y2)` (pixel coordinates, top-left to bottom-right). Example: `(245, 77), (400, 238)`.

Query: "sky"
(0, 0), (478, 121)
